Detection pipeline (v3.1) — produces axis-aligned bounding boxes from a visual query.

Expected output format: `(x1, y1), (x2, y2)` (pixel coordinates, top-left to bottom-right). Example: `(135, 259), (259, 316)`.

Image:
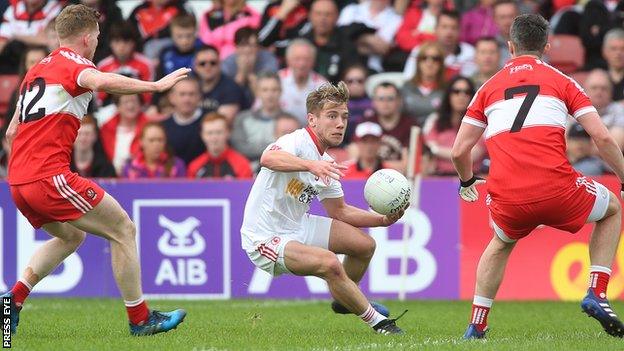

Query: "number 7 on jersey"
(504, 85), (540, 133)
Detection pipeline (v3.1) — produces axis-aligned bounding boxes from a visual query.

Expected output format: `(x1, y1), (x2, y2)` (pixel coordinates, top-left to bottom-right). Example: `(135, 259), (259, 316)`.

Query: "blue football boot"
(581, 289), (624, 337)
(129, 309), (186, 336)
(331, 300), (390, 317)
(463, 323), (488, 339)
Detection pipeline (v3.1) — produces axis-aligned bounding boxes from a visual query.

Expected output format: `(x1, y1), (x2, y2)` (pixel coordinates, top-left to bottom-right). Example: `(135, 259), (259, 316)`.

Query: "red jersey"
(464, 56), (596, 204)
(8, 47), (96, 185)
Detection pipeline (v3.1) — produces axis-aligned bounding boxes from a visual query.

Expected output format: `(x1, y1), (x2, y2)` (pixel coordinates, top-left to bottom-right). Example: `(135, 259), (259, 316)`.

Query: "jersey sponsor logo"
(510, 64), (533, 74)
(59, 50), (94, 66)
(285, 178), (319, 204)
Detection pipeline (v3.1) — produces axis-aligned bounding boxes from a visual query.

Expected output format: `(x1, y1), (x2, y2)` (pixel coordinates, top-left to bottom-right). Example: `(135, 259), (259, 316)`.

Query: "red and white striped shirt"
(0, 0), (63, 40)
(464, 56), (596, 204)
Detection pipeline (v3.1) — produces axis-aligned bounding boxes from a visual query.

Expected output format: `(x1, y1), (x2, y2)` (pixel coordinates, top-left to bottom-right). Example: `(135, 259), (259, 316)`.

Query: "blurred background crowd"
(0, 0), (620, 180)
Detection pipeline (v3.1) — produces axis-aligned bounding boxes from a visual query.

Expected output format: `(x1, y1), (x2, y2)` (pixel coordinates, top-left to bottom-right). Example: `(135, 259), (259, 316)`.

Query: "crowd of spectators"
(0, 0), (623, 180)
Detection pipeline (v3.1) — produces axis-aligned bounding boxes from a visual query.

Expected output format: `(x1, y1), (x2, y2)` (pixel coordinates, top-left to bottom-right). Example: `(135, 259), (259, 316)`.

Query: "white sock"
(18, 279), (33, 291)
(124, 297), (145, 307)
(473, 295), (493, 308)
(359, 304), (386, 327)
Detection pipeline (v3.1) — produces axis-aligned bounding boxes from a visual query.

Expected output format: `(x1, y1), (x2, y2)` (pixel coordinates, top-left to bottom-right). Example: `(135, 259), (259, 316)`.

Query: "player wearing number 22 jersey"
(8, 47), (105, 227)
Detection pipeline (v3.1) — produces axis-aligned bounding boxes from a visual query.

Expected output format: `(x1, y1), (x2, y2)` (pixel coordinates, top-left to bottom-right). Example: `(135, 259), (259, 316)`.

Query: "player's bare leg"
(464, 235), (515, 339)
(284, 241), (403, 334)
(582, 192), (624, 337)
(3, 222), (86, 334)
(326, 220), (389, 317)
(68, 193), (186, 336)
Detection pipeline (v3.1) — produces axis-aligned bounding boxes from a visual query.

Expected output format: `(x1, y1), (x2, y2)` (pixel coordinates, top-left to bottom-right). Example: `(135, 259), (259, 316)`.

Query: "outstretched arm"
(260, 149), (347, 185)
(322, 196), (405, 228)
(78, 67), (191, 94)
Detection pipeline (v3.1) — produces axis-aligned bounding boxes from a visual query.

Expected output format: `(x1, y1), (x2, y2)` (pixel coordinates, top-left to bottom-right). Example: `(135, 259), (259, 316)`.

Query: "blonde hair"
(55, 4), (100, 40)
(306, 81), (349, 115)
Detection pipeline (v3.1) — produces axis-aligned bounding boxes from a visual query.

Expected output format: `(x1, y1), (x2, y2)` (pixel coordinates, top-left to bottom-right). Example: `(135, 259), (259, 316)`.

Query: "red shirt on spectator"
(0, 0), (63, 41)
(187, 147), (252, 179)
(128, 0), (185, 41)
(97, 53), (154, 105)
(343, 159), (389, 179)
(99, 112), (148, 163)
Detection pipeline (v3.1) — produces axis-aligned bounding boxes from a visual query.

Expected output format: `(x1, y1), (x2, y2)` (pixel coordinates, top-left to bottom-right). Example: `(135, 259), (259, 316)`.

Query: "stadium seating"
(547, 34), (585, 74)
(0, 74), (19, 116)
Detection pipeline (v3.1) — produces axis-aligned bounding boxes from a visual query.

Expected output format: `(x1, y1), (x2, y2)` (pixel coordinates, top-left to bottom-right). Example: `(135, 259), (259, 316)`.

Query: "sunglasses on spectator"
(420, 55), (443, 63)
(450, 88), (472, 95)
(346, 78), (365, 84)
(374, 95), (397, 101)
(197, 60), (219, 67)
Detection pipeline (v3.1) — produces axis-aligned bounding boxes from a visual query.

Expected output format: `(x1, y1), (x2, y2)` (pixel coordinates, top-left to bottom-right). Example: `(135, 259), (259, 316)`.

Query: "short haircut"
(604, 28), (624, 46)
(373, 81), (400, 96)
(234, 26), (257, 46)
(475, 36), (498, 48)
(112, 93), (144, 106)
(109, 21), (139, 44)
(171, 75), (201, 92)
(437, 9), (460, 24)
(256, 71), (281, 85)
(81, 114), (97, 127)
(201, 112), (228, 129)
(286, 38), (316, 60)
(306, 81), (349, 115)
(509, 14), (549, 55)
(55, 4), (100, 40)
(170, 12), (196, 29)
(195, 44), (219, 57)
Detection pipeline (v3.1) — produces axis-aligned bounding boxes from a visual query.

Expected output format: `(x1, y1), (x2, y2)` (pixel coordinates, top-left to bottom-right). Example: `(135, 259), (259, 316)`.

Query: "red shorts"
(10, 172), (105, 228)
(487, 177), (610, 241)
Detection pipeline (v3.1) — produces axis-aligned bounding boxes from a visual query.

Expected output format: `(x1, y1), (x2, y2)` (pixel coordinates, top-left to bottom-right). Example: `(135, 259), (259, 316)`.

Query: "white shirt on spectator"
(0, 1), (62, 40)
(403, 42), (478, 79)
(278, 68), (326, 125)
(601, 102), (624, 129)
(337, 0), (401, 72)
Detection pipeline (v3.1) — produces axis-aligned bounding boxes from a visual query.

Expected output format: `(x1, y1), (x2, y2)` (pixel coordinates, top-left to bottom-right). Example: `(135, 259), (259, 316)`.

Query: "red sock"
(589, 266), (611, 300)
(10, 281), (31, 308)
(125, 299), (150, 325)
(470, 305), (490, 332)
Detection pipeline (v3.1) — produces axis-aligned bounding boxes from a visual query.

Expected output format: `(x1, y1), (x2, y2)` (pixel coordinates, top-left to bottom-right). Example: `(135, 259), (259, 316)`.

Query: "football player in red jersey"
(2, 5), (190, 336)
(452, 14), (624, 339)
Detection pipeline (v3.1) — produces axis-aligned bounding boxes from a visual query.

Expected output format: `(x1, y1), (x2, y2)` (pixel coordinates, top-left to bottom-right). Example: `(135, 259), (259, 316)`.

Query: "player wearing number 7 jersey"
(452, 14), (624, 339)
(2, 5), (190, 336)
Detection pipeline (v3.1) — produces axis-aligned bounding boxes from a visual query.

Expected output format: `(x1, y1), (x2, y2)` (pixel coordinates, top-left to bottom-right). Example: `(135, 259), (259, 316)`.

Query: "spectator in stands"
(603, 29), (624, 102)
(198, 0), (260, 61)
(274, 112), (301, 139)
(157, 13), (201, 80)
(222, 27), (279, 106)
(70, 115), (117, 178)
(162, 77), (205, 166)
(470, 37), (501, 88)
(341, 64), (372, 146)
(0, 126), (10, 178)
(100, 94), (149, 174)
(128, 0), (191, 59)
(395, 0), (444, 53)
(579, 0), (624, 70)
(187, 112), (252, 179)
(0, 0), (62, 73)
(69, 0), (123, 64)
(583, 69), (624, 149)
(567, 123), (607, 176)
(97, 21), (154, 106)
(231, 72), (283, 169)
(43, 18), (59, 52)
(193, 45), (247, 123)
(5, 45), (48, 125)
(423, 76), (483, 176)
(493, 0), (518, 67)
(337, 0), (402, 72)
(403, 10), (477, 80)
(297, 0), (362, 83)
(279, 39), (326, 125)
(364, 82), (415, 166)
(460, 0), (498, 46)
(402, 41), (446, 126)
(343, 122), (388, 179)
(257, 0), (309, 60)
(122, 122), (186, 178)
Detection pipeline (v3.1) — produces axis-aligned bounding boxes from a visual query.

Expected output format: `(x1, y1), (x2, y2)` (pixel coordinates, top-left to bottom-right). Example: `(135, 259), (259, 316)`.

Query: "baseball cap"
(568, 123), (590, 139)
(355, 122), (383, 139)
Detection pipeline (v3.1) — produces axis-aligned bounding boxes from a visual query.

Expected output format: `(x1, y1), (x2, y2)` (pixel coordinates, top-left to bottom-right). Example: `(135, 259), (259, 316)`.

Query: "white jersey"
(240, 127), (344, 251)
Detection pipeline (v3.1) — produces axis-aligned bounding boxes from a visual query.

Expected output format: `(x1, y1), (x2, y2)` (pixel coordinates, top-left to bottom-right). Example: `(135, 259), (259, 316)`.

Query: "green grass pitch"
(7, 299), (624, 350)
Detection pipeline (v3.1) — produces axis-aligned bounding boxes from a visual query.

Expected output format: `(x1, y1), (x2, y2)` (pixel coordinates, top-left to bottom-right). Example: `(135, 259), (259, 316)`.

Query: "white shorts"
(245, 214), (333, 276)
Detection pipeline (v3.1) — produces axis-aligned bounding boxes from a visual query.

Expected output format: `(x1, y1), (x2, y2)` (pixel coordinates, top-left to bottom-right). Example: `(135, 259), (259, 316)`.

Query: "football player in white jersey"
(241, 82), (407, 335)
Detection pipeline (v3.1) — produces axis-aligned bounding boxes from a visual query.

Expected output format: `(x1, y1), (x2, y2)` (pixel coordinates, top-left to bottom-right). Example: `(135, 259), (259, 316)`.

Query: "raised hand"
(308, 160), (348, 185)
(155, 68), (192, 92)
